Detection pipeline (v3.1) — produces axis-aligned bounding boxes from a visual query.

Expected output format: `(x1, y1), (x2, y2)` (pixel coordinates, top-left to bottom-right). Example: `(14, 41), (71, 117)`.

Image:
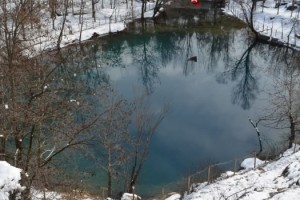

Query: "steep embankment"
(182, 146), (300, 200)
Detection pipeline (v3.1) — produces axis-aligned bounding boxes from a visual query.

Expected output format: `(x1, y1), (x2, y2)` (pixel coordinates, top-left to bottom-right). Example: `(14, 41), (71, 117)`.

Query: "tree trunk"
(79, 0), (84, 42)
(25, 126), (35, 172)
(50, 0), (56, 30)
(107, 147), (112, 197)
(92, 0), (96, 21)
(57, 0), (68, 49)
(250, 0), (258, 37)
(14, 137), (23, 168)
(289, 114), (296, 148)
(0, 135), (5, 160)
(141, 0), (146, 20)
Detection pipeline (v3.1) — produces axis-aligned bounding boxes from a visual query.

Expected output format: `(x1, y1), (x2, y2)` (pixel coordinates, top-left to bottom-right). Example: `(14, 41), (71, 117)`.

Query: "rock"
(286, 4), (298, 11)
(241, 157), (265, 170)
(281, 165), (290, 177)
(89, 32), (100, 40)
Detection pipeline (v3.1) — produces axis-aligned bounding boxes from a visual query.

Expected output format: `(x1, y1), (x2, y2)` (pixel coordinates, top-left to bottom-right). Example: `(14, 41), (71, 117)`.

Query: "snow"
(240, 157), (265, 169)
(31, 188), (94, 200)
(223, 0), (300, 50)
(31, 189), (62, 200)
(165, 193), (181, 200)
(183, 146), (300, 200)
(0, 161), (24, 200)
(25, 0), (157, 54)
(121, 193), (142, 200)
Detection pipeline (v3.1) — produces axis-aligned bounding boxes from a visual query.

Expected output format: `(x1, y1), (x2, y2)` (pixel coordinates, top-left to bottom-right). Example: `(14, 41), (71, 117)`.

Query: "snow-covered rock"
(0, 161), (24, 200)
(121, 192), (142, 200)
(241, 157), (265, 169)
(183, 146), (300, 200)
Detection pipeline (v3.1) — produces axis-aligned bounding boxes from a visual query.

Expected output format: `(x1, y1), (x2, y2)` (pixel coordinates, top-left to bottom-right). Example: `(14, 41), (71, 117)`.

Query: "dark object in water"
(187, 56), (197, 62)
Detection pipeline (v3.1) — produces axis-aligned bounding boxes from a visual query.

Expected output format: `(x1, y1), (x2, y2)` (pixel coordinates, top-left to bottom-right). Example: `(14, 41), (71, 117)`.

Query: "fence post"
(132, 186), (135, 200)
(187, 176), (191, 190)
(254, 152), (257, 169)
(294, 139), (297, 153)
(162, 187), (165, 197)
(234, 158), (237, 175)
(271, 21), (273, 37)
(207, 165), (211, 184)
(281, 19), (284, 39)
(101, 187), (106, 199)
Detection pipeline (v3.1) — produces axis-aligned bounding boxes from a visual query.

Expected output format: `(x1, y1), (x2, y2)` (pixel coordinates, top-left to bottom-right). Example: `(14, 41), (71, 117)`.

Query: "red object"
(191, 0), (201, 7)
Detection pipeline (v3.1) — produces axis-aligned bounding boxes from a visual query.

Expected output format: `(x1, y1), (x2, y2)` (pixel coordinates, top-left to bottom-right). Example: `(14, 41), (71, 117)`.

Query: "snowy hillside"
(32, 0), (156, 52)
(223, 0), (300, 50)
(182, 146), (300, 200)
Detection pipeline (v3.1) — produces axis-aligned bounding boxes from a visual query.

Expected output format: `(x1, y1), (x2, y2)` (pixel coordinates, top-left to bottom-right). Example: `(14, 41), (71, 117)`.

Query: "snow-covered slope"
(223, 0), (300, 50)
(183, 146), (300, 200)
(31, 0), (157, 52)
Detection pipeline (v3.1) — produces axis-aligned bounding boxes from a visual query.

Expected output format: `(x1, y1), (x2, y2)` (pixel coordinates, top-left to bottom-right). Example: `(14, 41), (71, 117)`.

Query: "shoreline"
(222, 0), (300, 51)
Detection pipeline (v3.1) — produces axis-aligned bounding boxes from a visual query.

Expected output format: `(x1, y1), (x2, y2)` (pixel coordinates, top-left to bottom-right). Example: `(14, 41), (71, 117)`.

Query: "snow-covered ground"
(183, 146), (300, 200)
(3, 146), (300, 200)
(13, 0), (300, 56)
(224, 0), (300, 50)
(27, 0), (157, 54)
(0, 161), (24, 200)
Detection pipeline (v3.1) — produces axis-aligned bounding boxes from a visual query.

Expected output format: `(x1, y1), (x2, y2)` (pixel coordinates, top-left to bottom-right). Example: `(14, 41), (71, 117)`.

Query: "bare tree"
(248, 47), (300, 150)
(248, 118), (263, 155)
(264, 66), (300, 148)
(240, 0), (258, 37)
(0, 2), (108, 197)
(57, 0), (69, 49)
(92, 0), (96, 21)
(126, 93), (169, 193)
(0, 0), (40, 166)
(79, 0), (85, 42)
(49, 0), (57, 29)
(95, 90), (132, 197)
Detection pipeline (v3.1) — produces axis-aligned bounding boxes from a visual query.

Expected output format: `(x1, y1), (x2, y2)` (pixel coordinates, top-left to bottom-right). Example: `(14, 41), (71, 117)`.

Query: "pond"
(53, 8), (300, 197)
